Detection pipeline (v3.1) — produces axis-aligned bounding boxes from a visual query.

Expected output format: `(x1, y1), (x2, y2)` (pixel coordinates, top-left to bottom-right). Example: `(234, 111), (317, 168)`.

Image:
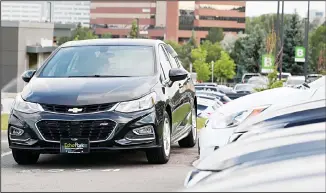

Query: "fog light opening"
(9, 127), (24, 136)
(133, 126), (154, 135)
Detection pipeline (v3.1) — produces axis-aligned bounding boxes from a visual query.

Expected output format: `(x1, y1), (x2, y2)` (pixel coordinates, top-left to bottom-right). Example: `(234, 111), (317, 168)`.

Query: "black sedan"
(7, 39), (197, 165)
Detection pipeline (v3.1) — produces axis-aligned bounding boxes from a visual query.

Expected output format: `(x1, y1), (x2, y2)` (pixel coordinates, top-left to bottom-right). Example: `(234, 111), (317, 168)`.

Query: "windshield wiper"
(68, 75), (132, 77)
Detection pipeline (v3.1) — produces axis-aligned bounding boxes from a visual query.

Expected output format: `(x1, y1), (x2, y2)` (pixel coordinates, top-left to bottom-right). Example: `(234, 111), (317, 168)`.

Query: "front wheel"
(146, 111), (171, 164)
(178, 107), (197, 148)
(12, 149), (40, 165)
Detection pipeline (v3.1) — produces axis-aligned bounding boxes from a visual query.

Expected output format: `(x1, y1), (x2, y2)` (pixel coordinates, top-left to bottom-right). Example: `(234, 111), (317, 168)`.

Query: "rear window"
(39, 45), (155, 77)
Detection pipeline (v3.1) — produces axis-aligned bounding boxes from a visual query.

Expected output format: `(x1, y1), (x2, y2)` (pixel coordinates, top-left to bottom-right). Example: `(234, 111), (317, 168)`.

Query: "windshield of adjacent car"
(39, 45), (155, 77)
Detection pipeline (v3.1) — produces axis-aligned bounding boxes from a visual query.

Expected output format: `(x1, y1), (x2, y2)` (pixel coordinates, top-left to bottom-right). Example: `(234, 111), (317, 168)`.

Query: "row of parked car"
(183, 75), (325, 191)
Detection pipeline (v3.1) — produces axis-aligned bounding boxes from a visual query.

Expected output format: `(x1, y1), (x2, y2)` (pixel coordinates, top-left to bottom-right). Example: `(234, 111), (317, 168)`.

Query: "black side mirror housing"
(22, 70), (36, 83)
(169, 68), (188, 82)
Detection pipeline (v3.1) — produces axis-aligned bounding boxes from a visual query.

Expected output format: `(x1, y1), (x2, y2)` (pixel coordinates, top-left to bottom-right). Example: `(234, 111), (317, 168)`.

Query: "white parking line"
(1, 151), (12, 157)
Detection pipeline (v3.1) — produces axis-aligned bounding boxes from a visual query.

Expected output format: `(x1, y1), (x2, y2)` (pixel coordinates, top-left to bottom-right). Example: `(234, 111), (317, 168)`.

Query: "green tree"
(246, 13), (292, 35)
(100, 33), (112, 38)
(309, 25), (326, 73)
(129, 19), (138, 38)
(231, 25), (266, 74)
(56, 26), (98, 45)
(177, 32), (198, 71)
(282, 12), (304, 74)
(201, 40), (223, 64)
(191, 47), (210, 81)
(206, 27), (224, 43)
(164, 40), (182, 55)
(214, 51), (236, 83)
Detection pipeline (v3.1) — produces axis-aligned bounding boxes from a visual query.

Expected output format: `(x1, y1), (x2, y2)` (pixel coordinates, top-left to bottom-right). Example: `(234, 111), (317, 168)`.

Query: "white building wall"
(1, 1), (90, 27)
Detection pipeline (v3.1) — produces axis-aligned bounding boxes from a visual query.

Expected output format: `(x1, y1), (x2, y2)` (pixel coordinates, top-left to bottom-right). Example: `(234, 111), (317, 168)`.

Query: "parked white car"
(198, 78), (325, 160)
(197, 98), (220, 119)
(284, 76), (305, 87)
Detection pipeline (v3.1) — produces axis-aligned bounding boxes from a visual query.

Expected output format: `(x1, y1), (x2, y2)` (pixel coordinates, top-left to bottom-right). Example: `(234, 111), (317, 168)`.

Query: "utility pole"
(211, 61), (214, 83)
(304, 0), (310, 81)
(136, 18), (140, 38)
(279, 0), (284, 80)
(48, 1), (52, 22)
(275, 0), (280, 57)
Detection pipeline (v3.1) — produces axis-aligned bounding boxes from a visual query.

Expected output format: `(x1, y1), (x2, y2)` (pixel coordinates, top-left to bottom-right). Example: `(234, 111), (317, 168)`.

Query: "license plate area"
(60, 138), (90, 154)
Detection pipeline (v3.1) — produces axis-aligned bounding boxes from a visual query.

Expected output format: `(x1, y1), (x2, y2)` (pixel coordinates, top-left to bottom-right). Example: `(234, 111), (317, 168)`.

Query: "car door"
(164, 49), (193, 133)
(158, 44), (183, 137)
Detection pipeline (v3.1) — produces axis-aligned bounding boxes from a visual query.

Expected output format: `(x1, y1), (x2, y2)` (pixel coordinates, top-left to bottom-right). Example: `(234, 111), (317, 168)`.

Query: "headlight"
(115, 92), (157, 113)
(213, 105), (270, 129)
(13, 95), (44, 114)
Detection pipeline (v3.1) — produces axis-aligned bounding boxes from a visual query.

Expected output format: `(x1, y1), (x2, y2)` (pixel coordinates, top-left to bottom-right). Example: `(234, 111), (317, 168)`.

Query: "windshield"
(39, 45), (155, 77)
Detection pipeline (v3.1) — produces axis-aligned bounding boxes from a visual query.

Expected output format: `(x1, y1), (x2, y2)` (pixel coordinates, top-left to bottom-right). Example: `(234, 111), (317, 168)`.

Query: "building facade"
(1, 1), (90, 27)
(90, 1), (246, 44)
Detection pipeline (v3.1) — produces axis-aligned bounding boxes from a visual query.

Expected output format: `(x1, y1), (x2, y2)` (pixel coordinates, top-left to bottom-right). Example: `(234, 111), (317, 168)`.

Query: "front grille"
(36, 120), (116, 142)
(41, 103), (117, 114)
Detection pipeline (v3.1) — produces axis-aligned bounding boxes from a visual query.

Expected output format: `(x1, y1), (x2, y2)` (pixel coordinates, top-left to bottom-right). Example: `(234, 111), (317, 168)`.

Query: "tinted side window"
(158, 45), (172, 79)
(164, 47), (179, 68)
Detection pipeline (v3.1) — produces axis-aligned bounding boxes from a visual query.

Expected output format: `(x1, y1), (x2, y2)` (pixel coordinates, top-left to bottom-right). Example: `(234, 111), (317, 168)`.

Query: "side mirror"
(169, 68), (188, 82)
(22, 70), (36, 83)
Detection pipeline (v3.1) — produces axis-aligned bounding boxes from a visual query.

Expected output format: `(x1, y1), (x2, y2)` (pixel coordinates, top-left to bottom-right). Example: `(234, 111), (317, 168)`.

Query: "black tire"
(12, 149), (40, 165)
(178, 107), (197, 148)
(198, 139), (200, 155)
(146, 111), (171, 164)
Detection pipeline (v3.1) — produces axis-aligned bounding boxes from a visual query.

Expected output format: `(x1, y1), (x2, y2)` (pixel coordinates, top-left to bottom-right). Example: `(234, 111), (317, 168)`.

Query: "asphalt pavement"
(1, 130), (198, 192)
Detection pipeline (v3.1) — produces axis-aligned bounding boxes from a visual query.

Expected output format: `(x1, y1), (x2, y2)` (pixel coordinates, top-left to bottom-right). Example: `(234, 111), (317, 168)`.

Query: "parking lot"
(2, 130), (198, 191)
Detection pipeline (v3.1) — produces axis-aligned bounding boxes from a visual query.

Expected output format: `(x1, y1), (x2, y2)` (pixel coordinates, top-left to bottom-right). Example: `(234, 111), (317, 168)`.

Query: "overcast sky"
(246, 1), (326, 17)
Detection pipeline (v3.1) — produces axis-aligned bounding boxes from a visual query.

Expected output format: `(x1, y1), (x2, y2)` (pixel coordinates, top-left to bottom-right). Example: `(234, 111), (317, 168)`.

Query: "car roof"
(212, 87), (313, 115)
(184, 153), (325, 192)
(60, 38), (164, 48)
(287, 76), (305, 80)
(234, 98), (326, 133)
(195, 122), (326, 171)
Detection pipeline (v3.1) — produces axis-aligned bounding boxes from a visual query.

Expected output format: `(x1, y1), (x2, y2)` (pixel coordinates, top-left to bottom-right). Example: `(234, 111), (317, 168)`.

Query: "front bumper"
(8, 108), (164, 153)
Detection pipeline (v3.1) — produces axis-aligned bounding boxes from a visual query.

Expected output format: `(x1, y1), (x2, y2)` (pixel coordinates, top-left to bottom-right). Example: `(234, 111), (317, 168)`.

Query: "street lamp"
(211, 61), (214, 83)
(47, 1), (52, 23)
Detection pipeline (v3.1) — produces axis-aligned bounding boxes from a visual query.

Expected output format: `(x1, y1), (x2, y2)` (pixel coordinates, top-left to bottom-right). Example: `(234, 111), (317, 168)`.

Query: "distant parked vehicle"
(285, 76), (305, 87)
(233, 83), (256, 94)
(216, 85), (236, 94)
(196, 90), (232, 104)
(277, 72), (292, 81)
(307, 74), (323, 83)
(241, 73), (261, 83)
(197, 98), (220, 119)
(196, 94), (224, 107)
(195, 83), (218, 87)
(247, 76), (268, 89)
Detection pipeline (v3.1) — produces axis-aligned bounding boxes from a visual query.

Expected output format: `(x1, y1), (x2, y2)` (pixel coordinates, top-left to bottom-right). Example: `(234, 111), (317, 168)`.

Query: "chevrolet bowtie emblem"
(68, 108), (83, 113)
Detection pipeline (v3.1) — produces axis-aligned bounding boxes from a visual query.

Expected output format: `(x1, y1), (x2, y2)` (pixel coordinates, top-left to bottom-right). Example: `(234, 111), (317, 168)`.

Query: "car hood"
(21, 76), (157, 105)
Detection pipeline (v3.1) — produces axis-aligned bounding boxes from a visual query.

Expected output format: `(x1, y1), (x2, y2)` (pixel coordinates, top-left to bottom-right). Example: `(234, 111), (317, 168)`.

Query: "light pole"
(279, 0), (285, 80)
(304, 0), (310, 81)
(47, 1), (52, 22)
(211, 61), (214, 83)
(136, 18), (140, 38)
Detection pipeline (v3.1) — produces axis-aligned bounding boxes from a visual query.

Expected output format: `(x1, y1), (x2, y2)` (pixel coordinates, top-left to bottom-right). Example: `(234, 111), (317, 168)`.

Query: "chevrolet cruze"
(7, 39), (197, 165)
